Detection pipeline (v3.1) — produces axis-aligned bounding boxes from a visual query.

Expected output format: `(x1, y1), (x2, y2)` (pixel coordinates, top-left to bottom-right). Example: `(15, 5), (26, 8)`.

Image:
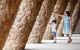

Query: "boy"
(51, 20), (57, 43)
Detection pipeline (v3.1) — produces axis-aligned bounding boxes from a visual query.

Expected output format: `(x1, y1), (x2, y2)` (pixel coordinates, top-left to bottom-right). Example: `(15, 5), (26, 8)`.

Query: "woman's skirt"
(63, 23), (70, 34)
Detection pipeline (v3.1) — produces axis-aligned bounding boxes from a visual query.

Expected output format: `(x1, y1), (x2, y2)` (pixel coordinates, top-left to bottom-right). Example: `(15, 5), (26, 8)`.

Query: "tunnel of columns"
(0, 0), (80, 50)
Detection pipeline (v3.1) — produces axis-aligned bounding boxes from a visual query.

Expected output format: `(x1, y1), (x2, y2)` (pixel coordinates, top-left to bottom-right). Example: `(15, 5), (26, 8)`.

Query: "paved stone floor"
(25, 43), (80, 50)
(25, 34), (80, 50)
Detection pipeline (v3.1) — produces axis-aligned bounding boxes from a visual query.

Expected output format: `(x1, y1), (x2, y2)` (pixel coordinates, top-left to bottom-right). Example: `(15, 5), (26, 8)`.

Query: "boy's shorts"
(52, 32), (56, 37)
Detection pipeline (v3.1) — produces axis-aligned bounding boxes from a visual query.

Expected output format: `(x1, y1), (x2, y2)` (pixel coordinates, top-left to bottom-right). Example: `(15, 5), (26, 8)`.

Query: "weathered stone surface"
(3, 0), (43, 50)
(27, 0), (56, 43)
(74, 19), (80, 33)
(72, 0), (80, 32)
(0, 0), (21, 49)
(42, 0), (69, 40)
(0, 0), (7, 27)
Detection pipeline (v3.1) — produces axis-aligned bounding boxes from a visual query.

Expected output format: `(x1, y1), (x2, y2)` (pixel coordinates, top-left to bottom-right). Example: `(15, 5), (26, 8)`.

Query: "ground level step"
(25, 43), (80, 50)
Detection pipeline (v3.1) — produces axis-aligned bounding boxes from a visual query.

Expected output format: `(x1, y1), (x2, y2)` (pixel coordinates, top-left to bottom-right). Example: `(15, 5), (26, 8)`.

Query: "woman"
(63, 11), (72, 43)
(56, 11), (72, 43)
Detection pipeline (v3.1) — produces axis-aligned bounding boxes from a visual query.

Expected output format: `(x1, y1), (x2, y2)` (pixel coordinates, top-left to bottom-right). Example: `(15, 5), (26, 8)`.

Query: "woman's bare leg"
(67, 34), (72, 43)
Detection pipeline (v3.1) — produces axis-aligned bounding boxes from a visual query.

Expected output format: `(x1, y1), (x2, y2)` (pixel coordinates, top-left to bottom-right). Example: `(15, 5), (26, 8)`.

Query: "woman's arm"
(70, 17), (72, 33)
(53, 13), (63, 17)
(57, 14), (63, 17)
(62, 18), (64, 31)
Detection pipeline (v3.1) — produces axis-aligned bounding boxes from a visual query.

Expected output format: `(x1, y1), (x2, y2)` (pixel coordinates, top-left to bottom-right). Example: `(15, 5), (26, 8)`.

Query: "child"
(51, 20), (57, 43)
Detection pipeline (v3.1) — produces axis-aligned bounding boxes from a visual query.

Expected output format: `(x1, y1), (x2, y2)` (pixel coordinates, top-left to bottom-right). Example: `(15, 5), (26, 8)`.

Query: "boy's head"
(64, 11), (70, 16)
(52, 20), (56, 23)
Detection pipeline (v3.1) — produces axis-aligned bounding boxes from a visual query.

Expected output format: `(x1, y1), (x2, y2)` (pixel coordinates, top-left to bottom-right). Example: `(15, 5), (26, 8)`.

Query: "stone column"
(3, 0), (43, 50)
(0, 0), (21, 49)
(27, 0), (57, 43)
(72, 0), (80, 32)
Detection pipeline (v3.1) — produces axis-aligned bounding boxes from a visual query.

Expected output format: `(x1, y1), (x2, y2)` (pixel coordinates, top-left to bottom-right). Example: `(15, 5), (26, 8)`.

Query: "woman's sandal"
(53, 41), (56, 43)
(68, 39), (72, 43)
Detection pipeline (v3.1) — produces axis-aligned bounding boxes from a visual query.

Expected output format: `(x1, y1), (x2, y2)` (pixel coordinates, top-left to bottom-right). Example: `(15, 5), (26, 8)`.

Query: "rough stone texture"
(42, 0), (69, 40)
(72, 0), (80, 32)
(27, 0), (56, 43)
(0, 0), (21, 49)
(3, 0), (43, 50)
(0, 0), (8, 49)
(65, 0), (78, 15)
(74, 19), (80, 33)
(57, 0), (77, 36)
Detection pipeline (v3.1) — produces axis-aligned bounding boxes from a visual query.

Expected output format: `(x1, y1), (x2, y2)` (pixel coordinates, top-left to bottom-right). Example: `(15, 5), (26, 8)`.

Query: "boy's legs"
(54, 37), (56, 43)
(52, 32), (56, 43)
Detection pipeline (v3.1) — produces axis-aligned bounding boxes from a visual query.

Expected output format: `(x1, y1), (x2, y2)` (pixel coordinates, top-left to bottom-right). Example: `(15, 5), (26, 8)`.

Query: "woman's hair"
(52, 20), (56, 23)
(65, 11), (70, 16)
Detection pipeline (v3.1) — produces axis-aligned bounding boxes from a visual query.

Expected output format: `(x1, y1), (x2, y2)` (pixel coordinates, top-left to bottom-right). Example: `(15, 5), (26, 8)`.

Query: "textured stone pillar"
(42, 0), (69, 40)
(74, 19), (80, 34)
(0, 0), (8, 49)
(72, 0), (80, 32)
(0, 0), (21, 49)
(3, 0), (43, 50)
(27, 0), (57, 43)
(57, 0), (77, 36)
